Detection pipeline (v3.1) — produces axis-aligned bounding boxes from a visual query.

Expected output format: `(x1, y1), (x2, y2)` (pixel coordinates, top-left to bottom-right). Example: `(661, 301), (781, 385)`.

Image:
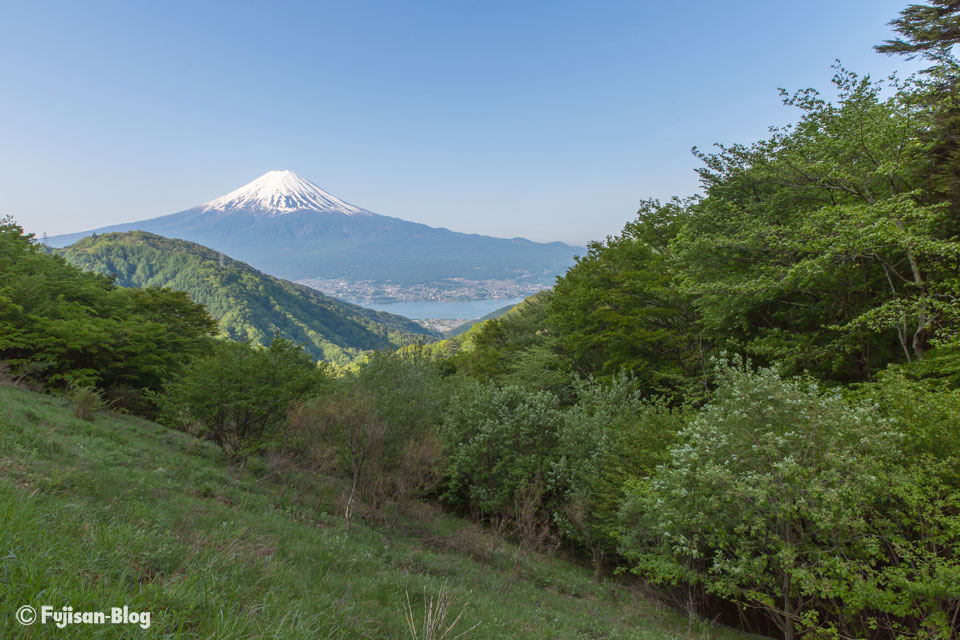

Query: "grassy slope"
(58, 232), (439, 364)
(0, 384), (756, 640)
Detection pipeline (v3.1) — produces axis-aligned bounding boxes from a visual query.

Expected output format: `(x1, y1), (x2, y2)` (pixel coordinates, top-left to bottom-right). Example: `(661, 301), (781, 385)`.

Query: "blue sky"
(1, 1), (924, 245)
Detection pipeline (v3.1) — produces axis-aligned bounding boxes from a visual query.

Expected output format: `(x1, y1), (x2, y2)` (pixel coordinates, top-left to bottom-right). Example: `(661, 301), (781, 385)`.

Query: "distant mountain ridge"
(48, 171), (581, 287)
(58, 231), (439, 363)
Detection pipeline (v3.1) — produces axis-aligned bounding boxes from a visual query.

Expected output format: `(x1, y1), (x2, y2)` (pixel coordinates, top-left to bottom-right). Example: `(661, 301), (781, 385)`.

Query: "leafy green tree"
(675, 69), (960, 381)
(620, 362), (900, 640)
(125, 287), (218, 341)
(549, 375), (683, 578)
(430, 291), (576, 400)
(441, 383), (563, 521)
(0, 218), (216, 405)
(160, 337), (324, 463)
(548, 199), (708, 399)
(878, 2), (960, 318)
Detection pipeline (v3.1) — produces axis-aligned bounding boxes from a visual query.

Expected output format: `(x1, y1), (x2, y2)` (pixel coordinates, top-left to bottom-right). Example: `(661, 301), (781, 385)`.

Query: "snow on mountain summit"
(201, 170), (367, 215)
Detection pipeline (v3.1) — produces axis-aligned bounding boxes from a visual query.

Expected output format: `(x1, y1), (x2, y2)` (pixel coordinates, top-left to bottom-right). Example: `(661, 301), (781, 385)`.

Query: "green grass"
(0, 384), (758, 639)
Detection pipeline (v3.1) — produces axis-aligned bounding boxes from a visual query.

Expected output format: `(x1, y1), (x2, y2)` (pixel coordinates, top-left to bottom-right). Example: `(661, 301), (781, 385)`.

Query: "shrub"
(446, 524), (501, 565)
(311, 389), (384, 529)
(299, 353), (451, 529)
(71, 385), (105, 421)
(550, 375), (684, 577)
(103, 384), (153, 416)
(850, 371), (960, 639)
(619, 361), (902, 640)
(440, 383), (563, 522)
(160, 338), (324, 463)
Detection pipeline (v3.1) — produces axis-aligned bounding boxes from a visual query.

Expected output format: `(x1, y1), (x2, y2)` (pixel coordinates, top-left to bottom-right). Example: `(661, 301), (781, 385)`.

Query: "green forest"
(1, 3), (959, 639)
(57, 231), (438, 363)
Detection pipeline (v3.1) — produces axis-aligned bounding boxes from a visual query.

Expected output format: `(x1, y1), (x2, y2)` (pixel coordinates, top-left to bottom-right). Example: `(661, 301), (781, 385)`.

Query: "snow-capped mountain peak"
(201, 170), (367, 215)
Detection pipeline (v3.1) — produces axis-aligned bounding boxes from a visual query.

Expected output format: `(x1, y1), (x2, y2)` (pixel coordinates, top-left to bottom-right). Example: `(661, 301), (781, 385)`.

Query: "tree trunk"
(896, 218), (928, 361)
(783, 572), (795, 640)
(345, 470), (360, 532)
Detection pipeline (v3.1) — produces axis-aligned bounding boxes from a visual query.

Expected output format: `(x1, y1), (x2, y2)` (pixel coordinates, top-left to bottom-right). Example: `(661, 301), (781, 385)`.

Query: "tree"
(451, 291), (565, 385)
(548, 199), (708, 399)
(293, 352), (450, 530)
(851, 371), (960, 638)
(876, 1), (960, 64)
(161, 338), (323, 463)
(0, 217), (216, 405)
(878, 1), (960, 272)
(550, 375), (682, 578)
(311, 387), (385, 530)
(620, 362), (900, 640)
(441, 383), (563, 521)
(675, 68), (960, 380)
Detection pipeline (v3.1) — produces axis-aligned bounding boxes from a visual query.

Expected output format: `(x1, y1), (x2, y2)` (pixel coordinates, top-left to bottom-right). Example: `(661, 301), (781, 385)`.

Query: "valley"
(295, 276), (547, 304)
(56, 231), (438, 363)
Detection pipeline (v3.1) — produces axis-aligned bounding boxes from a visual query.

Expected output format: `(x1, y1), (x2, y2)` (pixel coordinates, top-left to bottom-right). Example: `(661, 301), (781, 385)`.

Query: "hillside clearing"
(0, 384), (756, 640)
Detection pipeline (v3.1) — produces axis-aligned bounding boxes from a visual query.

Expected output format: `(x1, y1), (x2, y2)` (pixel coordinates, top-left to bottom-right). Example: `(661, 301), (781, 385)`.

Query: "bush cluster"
(0, 218), (215, 412)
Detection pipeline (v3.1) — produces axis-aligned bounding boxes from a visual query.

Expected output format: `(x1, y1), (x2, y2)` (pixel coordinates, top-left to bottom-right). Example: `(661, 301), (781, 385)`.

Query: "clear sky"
(1, 1), (925, 246)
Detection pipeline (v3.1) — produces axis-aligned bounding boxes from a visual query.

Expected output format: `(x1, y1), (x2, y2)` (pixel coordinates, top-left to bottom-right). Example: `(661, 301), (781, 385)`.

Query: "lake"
(355, 298), (525, 320)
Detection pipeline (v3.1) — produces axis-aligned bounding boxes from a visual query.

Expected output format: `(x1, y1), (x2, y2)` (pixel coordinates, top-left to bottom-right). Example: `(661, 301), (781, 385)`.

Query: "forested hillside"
(3, 4), (960, 640)
(0, 219), (216, 402)
(409, 291), (549, 363)
(58, 231), (438, 363)
(0, 220), (743, 639)
(390, 6), (960, 638)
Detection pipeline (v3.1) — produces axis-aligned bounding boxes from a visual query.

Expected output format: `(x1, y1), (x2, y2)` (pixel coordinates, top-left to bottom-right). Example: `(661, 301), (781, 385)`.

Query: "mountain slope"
(444, 301), (520, 338)
(202, 169), (366, 215)
(58, 231), (438, 363)
(0, 383), (751, 640)
(48, 171), (581, 286)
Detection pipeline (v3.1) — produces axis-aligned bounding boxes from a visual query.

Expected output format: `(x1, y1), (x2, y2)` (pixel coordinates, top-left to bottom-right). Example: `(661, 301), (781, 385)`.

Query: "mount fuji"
(48, 171), (580, 289)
